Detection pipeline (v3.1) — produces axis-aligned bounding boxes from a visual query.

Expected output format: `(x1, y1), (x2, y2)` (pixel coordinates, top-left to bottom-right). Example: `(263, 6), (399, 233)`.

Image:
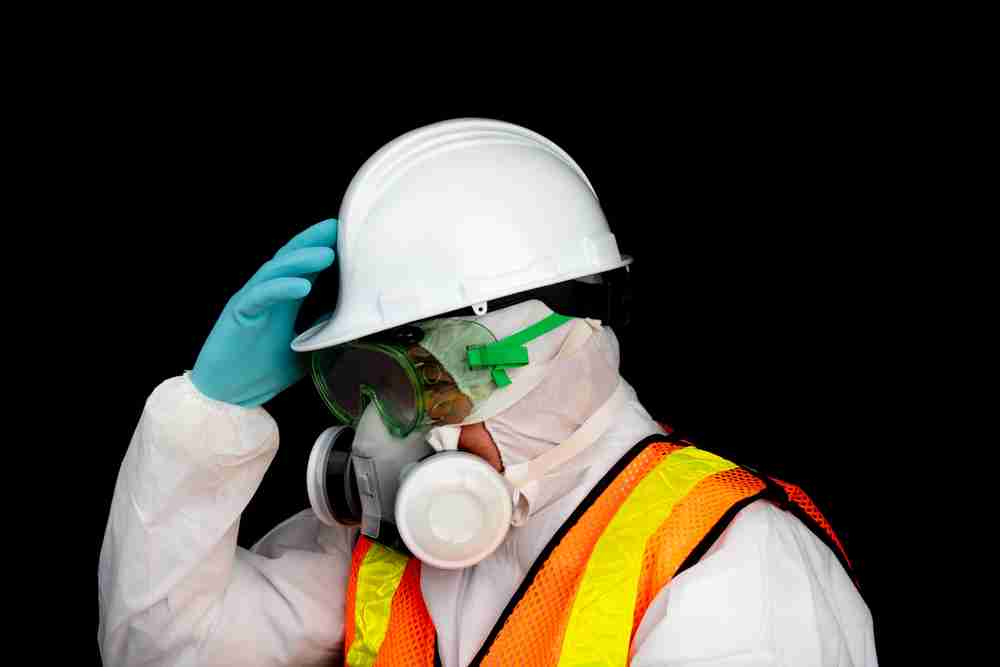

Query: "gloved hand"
(191, 219), (338, 407)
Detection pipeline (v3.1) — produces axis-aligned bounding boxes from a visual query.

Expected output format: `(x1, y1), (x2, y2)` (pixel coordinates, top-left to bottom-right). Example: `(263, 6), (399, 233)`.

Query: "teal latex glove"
(191, 219), (337, 407)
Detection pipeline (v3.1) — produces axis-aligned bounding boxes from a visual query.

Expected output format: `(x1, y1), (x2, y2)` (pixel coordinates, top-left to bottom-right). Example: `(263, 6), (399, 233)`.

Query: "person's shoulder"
(704, 498), (863, 606)
(251, 509), (358, 558)
(706, 498), (833, 562)
(695, 498), (777, 562)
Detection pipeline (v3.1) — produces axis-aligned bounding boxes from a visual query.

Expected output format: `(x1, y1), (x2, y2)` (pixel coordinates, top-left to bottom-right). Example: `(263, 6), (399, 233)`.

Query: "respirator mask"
(305, 311), (588, 568)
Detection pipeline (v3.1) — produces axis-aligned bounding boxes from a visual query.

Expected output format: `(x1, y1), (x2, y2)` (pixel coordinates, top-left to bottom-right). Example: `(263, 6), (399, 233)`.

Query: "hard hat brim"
(291, 256), (633, 353)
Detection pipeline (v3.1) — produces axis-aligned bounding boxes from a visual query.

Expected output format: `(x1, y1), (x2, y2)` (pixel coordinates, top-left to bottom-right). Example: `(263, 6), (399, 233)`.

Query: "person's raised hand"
(191, 219), (337, 407)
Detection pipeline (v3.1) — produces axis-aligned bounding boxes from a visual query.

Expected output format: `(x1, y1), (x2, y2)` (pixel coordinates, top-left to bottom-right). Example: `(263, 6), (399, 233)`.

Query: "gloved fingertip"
(316, 218), (338, 237)
(316, 246), (335, 263)
(276, 277), (313, 301)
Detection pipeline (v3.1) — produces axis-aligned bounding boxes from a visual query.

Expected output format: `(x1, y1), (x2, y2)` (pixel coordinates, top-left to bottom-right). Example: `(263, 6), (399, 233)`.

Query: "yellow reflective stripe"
(346, 541), (410, 667)
(559, 447), (738, 667)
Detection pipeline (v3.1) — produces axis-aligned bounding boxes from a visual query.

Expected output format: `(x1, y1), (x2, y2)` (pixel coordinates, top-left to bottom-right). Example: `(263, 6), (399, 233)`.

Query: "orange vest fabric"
(342, 437), (855, 666)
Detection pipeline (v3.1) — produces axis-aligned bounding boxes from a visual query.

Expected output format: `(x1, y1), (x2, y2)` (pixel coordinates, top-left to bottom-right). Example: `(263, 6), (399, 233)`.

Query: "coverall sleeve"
(98, 374), (355, 667)
(628, 500), (877, 667)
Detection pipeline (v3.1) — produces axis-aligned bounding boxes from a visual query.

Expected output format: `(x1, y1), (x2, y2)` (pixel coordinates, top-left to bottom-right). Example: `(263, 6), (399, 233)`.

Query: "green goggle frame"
(310, 312), (573, 437)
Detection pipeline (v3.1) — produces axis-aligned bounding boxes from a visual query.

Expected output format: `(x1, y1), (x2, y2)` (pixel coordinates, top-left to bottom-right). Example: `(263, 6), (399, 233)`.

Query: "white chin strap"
(500, 316), (625, 492)
(503, 378), (627, 490)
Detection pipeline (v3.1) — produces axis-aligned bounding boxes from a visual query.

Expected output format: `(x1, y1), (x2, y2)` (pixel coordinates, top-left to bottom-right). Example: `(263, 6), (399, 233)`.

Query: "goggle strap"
(467, 313), (574, 387)
(498, 312), (574, 348)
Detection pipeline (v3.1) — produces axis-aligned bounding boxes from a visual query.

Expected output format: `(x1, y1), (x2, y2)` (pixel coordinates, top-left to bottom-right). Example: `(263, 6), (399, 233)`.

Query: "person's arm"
(99, 219), (346, 665)
(629, 500), (877, 666)
(98, 374), (355, 666)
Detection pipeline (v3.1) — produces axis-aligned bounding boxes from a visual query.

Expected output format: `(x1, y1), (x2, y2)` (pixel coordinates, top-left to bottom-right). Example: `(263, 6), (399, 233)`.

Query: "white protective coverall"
(98, 301), (878, 666)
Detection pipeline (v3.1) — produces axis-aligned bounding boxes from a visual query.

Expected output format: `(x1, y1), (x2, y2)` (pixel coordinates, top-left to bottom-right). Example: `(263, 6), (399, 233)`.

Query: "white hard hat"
(291, 118), (632, 352)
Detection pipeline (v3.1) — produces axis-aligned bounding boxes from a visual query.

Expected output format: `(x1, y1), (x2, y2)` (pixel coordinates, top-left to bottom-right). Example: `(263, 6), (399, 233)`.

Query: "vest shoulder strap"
(344, 536), (438, 667)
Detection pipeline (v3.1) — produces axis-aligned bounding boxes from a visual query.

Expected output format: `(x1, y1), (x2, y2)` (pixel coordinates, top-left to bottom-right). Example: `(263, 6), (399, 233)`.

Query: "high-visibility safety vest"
(343, 436), (857, 667)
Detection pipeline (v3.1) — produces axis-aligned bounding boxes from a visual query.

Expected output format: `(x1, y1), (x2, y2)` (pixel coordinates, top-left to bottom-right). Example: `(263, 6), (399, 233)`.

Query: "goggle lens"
(313, 345), (422, 435)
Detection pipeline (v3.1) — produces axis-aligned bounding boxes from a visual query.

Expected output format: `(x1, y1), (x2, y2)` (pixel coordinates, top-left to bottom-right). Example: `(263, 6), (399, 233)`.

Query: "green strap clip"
(466, 344), (529, 387)
(466, 312), (573, 388)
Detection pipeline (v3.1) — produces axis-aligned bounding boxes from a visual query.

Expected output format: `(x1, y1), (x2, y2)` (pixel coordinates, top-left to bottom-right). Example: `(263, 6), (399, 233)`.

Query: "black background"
(71, 64), (899, 664)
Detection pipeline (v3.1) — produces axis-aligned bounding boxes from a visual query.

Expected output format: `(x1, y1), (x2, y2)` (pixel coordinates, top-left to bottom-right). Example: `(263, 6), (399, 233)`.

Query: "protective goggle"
(310, 312), (574, 437)
(310, 318), (499, 437)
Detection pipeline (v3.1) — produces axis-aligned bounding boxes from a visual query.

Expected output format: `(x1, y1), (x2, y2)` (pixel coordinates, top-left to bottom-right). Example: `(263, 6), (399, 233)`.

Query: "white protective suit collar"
(426, 300), (626, 524)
